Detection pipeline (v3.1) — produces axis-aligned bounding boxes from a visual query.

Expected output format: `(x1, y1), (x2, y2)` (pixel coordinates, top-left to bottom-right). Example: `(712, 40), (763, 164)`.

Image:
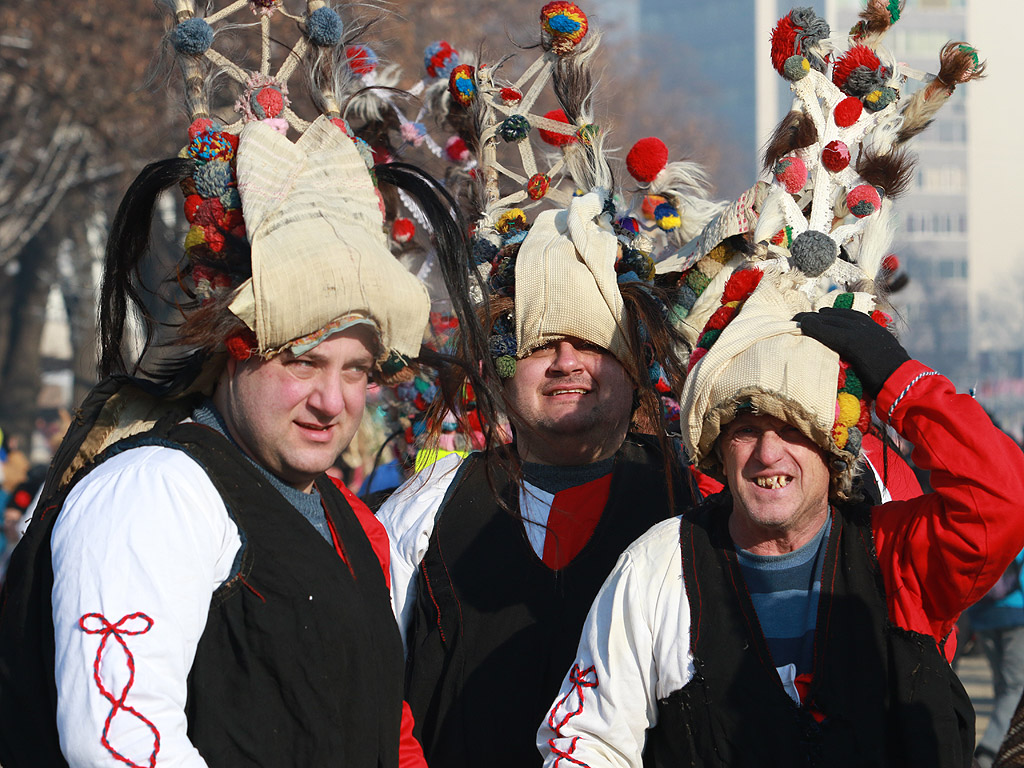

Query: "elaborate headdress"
(99, 0), (475, 383)
(444, 3), (717, 436)
(666, 2), (983, 492)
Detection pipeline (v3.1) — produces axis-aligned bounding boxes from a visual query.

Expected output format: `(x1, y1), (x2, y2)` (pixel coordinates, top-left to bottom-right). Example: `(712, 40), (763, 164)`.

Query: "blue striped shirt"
(736, 516), (831, 674)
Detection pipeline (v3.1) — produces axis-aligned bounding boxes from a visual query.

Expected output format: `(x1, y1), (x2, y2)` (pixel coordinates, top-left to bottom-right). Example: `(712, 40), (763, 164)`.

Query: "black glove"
(793, 307), (910, 398)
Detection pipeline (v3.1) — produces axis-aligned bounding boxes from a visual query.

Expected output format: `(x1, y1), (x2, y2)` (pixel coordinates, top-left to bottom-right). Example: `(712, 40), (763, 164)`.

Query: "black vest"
(0, 419), (404, 768)
(644, 492), (974, 768)
(407, 435), (694, 768)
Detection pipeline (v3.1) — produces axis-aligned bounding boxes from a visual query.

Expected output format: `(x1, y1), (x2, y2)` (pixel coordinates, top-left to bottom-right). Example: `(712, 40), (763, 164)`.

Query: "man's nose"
(753, 430), (787, 465)
(307, 373), (346, 417)
(550, 341), (584, 373)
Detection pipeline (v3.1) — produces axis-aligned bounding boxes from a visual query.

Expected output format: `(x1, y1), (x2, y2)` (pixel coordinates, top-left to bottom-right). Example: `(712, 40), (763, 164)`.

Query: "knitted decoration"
(306, 7), (343, 47)
(540, 1), (589, 56)
(499, 115), (532, 143)
(448, 64), (477, 106)
(770, 7), (830, 75)
(538, 109), (577, 146)
(527, 173), (551, 200)
(424, 40), (460, 79)
(687, 268), (763, 372)
(773, 156), (807, 194)
(391, 218), (416, 244)
(347, 44), (379, 75)
(846, 185), (882, 218)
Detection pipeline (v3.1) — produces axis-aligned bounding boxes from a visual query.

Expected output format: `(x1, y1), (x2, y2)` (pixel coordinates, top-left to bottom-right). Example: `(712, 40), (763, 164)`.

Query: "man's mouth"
(547, 388), (588, 396)
(754, 475), (792, 489)
(296, 421), (333, 432)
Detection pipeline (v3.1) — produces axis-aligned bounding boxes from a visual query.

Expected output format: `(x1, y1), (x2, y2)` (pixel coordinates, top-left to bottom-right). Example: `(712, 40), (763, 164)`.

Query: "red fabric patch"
(541, 474), (613, 570)
(79, 612), (161, 768)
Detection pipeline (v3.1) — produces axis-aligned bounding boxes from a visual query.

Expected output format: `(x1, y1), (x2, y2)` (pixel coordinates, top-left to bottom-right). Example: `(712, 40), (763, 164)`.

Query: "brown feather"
(854, 0), (902, 45)
(762, 111), (819, 173)
(855, 146), (916, 199)
(937, 41), (987, 87)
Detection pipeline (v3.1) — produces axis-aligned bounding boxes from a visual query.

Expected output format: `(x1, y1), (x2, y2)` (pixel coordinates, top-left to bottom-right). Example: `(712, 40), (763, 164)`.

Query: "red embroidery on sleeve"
(547, 663), (598, 768)
(79, 612), (161, 768)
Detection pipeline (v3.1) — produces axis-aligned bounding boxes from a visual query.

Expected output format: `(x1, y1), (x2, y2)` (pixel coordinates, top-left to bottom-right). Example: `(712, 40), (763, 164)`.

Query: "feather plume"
(897, 42), (985, 144)
(855, 145), (916, 199)
(651, 161), (728, 243)
(762, 111), (819, 173)
(852, 0), (904, 48)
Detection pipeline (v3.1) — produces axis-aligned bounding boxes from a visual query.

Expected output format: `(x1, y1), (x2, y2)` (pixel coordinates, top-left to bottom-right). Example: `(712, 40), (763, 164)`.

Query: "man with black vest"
(0, 6), (469, 765)
(538, 269), (1024, 767)
(378, 191), (696, 768)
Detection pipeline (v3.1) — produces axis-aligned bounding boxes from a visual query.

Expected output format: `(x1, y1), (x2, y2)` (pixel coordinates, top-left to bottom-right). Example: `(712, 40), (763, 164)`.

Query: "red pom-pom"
(13, 490), (31, 510)
(856, 400), (872, 432)
(774, 156), (808, 194)
(188, 118), (214, 140)
(882, 254), (900, 272)
(526, 173), (550, 200)
(500, 87), (523, 105)
(392, 217), (416, 243)
(871, 309), (892, 327)
(834, 96), (863, 128)
(687, 346), (708, 372)
(346, 45), (378, 75)
(837, 359), (849, 389)
(193, 197), (225, 227)
(203, 225), (226, 254)
(833, 45), (882, 92)
(770, 14), (800, 74)
(255, 87), (285, 118)
(226, 330), (256, 360)
(184, 194), (203, 222)
(821, 140), (851, 172)
(330, 117), (350, 135)
(626, 137), (669, 183)
(371, 144), (392, 166)
(721, 268), (763, 304)
(445, 135), (469, 162)
(704, 305), (738, 332)
(538, 109), (576, 146)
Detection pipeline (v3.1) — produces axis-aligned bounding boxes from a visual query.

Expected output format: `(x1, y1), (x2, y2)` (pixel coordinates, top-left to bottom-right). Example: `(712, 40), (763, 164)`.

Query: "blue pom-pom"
(195, 161), (233, 198)
(472, 238), (499, 265)
(219, 187), (241, 210)
(617, 271), (640, 284)
(306, 7), (343, 47)
(489, 334), (517, 357)
(172, 18), (214, 56)
(678, 284), (698, 310)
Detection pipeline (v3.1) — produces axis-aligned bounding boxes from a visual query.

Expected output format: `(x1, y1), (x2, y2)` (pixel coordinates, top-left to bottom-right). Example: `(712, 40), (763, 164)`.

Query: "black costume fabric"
(406, 435), (694, 768)
(644, 492), (974, 768)
(0, 384), (404, 768)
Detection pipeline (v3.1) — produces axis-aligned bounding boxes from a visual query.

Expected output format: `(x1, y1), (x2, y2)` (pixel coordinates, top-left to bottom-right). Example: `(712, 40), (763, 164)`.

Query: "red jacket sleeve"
(691, 466), (724, 498)
(330, 478), (429, 768)
(861, 431), (923, 502)
(871, 360), (1024, 650)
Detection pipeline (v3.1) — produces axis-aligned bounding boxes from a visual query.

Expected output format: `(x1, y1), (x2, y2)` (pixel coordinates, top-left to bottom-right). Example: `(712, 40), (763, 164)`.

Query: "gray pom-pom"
(864, 86), (898, 113)
(678, 284), (698, 311)
(783, 55), (810, 81)
(172, 18), (214, 56)
(845, 426), (863, 456)
(195, 161), (233, 198)
(306, 7), (343, 47)
(790, 230), (837, 277)
(845, 66), (884, 97)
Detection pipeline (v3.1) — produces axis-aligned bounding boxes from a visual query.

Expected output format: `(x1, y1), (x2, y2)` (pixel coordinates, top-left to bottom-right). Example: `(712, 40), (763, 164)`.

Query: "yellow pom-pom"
(184, 225), (207, 250)
(837, 392), (861, 428)
(496, 208), (527, 233)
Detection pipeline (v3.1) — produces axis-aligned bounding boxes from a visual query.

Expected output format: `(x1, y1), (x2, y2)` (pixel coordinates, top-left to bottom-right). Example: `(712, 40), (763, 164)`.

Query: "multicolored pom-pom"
(626, 137), (669, 183)
(527, 173), (551, 200)
(400, 122), (428, 147)
(863, 86), (897, 113)
(821, 140), (851, 172)
(346, 44), (378, 75)
(540, 1), (588, 56)
(306, 6), (343, 47)
(773, 156), (808, 193)
(496, 208), (528, 233)
(832, 45), (886, 97)
(499, 114), (531, 143)
(251, 86), (285, 119)
(448, 64), (477, 107)
(846, 184), (882, 218)
(172, 18), (214, 56)
(424, 40), (459, 79)
(538, 109), (576, 146)
(654, 202), (681, 231)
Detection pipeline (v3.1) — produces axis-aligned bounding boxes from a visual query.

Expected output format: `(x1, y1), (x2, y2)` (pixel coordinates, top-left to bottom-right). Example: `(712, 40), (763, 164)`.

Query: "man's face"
(504, 336), (634, 465)
(719, 412), (831, 552)
(216, 328), (375, 492)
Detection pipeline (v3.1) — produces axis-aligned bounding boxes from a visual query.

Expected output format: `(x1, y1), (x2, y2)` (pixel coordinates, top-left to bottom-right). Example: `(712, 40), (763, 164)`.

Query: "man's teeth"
(755, 476), (791, 489)
(552, 389), (586, 395)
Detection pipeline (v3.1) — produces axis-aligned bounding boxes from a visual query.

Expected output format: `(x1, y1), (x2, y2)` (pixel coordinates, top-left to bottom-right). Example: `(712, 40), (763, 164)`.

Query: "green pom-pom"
(783, 55), (811, 81)
(685, 268), (711, 294)
(381, 351), (410, 376)
(833, 292), (855, 310)
(698, 329), (722, 348)
(887, 0), (901, 23)
(496, 355), (517, 379)
(844, 369), (864, 399)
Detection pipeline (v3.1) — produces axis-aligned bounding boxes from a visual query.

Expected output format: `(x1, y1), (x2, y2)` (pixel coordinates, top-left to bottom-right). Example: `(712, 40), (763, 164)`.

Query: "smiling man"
(378, 193), (696, 768)
(539, 274), (1024, 768)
